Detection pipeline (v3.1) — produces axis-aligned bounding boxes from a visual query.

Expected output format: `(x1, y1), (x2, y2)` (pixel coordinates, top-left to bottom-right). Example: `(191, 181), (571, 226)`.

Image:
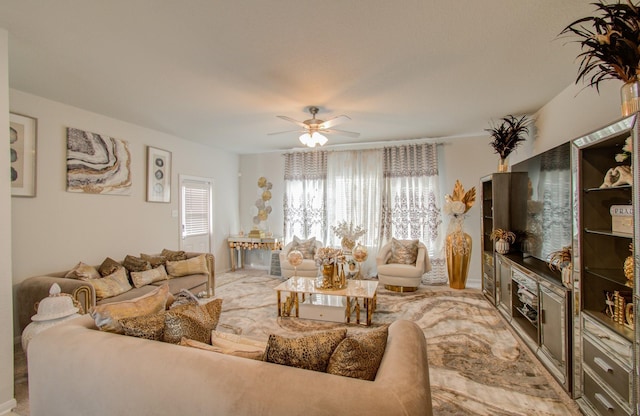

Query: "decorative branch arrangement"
(486, 115), (530, 160)
(559, 0), (640, 90)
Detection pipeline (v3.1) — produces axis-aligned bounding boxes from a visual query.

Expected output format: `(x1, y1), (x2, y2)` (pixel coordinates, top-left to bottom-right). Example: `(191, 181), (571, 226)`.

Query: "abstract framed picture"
(10, 112), (37, 197)
(146, 146), (171, 202)
(66, 127), (132, 195)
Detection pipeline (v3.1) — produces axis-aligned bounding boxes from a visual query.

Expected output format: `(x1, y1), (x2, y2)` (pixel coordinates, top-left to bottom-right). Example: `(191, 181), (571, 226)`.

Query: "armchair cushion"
(290, 236), (317, 259)
(388, 238), (419, 264)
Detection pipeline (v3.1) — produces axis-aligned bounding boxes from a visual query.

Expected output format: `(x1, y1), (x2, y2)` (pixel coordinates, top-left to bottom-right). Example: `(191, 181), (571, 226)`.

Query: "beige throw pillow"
(327, 325), (389, 381)
(89, 268), (132, 301)
(181, 334), (265, 361)
(264, 329), (346, 372)
(65, 262), (101, 280)
(388, 238), (419, 264)
(130, 265), (168, 288)
(165, 254), (209, 278)
(91, 283), (170, 333)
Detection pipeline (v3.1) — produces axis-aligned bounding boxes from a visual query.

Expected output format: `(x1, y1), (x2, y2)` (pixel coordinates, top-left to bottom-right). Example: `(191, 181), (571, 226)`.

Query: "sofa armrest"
(376, 243), (392, 266)
(17, 275), (96, 332)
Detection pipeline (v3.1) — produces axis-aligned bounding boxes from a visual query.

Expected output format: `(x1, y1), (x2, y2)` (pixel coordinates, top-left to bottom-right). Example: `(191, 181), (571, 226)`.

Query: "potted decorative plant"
(486, 115), (530, 172)
(490, 229), (516, 254)
(559, 0), (640, 115)
(548, 246), (573, 288)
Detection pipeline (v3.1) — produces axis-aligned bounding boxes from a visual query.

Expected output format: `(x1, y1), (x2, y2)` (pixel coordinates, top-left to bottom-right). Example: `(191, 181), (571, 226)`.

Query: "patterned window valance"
(283, 151), (328, 180)
(383, 143), (439, 178)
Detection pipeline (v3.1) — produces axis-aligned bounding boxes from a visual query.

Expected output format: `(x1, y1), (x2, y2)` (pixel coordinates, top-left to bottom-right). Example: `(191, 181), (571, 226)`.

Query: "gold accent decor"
(384, 284), (418, 293)
(497, 157), (509, 173)
(624, 243), (634, 288)
(444, 180), (475, 289)
(72, 285), (91, 314)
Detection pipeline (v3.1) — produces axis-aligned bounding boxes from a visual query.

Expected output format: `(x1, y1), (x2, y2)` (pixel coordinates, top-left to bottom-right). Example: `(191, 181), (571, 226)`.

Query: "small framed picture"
(146, 146), (171, 203)
(10, 112), (37, 197)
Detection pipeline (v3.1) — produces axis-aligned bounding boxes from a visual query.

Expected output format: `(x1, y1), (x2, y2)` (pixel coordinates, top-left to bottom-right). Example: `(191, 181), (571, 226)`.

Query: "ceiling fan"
(269, 106), (360, 147)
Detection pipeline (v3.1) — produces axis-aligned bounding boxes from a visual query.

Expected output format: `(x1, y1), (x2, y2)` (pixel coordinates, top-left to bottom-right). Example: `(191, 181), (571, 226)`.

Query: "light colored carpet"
(14, 269), (581, 415)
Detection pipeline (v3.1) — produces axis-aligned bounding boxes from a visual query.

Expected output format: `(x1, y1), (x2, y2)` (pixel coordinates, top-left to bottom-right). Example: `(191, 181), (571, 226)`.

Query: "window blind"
(182, 180), (211, 237)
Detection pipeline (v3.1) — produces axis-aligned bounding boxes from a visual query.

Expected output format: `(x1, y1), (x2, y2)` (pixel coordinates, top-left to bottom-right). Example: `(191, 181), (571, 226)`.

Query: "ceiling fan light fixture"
(298, 131), (327, 147)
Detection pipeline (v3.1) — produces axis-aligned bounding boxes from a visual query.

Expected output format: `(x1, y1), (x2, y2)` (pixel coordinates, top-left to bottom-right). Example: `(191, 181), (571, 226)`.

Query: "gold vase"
(317, 263), (346, 290)
(497, 157), (509, 173)
(621, 81), (640, 116)
(446, 231), (472, 289)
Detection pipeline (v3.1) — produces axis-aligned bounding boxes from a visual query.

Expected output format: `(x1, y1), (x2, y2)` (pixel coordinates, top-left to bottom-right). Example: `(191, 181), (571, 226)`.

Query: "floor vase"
(446, 231), (472, 289)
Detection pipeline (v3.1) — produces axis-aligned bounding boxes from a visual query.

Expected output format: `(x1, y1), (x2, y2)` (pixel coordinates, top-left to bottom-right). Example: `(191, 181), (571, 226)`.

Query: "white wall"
(237, 152), (285, 269)
(10, 90), (240, 286)
(0, 28), (17, 416)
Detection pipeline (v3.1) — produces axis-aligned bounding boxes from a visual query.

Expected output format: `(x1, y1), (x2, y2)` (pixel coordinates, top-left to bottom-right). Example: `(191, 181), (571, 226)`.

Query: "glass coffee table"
(275, 277), (378, 326)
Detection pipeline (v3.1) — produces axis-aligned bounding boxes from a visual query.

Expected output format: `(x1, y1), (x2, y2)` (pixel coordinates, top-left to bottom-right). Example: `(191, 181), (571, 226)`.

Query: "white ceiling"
(0, 1), (595, 154)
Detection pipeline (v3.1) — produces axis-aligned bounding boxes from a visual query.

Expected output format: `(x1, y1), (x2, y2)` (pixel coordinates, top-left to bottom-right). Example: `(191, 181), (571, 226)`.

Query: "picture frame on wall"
(10, 112), (37, 197)
(146, 146), (171, 203)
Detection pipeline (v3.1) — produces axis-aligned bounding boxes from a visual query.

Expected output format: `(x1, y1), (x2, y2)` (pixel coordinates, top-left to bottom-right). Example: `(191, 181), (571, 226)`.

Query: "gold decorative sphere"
(352, 244), (368, 262)
(262, 190), (272, 201)
(257, 177), (267, 188)
(287, 250), (304, 267)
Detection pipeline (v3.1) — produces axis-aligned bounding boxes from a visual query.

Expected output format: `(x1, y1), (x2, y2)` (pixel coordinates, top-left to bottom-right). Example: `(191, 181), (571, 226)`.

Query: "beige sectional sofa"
(28, 316), (433, 416)
(16, 252), (214, 332)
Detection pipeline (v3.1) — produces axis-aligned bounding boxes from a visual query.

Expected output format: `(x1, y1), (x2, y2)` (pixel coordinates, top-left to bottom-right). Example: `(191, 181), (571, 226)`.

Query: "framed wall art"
(66, 127), (132, 195)
(10, 112), (37, 197)
(146, 146), (171, 202)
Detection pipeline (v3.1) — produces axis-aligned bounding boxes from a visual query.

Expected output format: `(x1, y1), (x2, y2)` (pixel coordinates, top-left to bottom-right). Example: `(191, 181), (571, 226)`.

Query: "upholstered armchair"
(279, 236), (323, 278)
(376, 239), (431, 292)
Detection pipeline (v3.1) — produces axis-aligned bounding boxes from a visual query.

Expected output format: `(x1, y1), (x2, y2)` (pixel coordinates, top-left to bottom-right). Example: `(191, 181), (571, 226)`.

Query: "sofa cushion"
(327, 325), (389, 381)
(149, 273), (207, 293)
(123, 255), (152, 273)
(388, 238), (419, 264)
(163, 298), (222, 344)
(290, 236), (317, 259)
(130, 265), (168, 288)
(165, 254), (208, 278)
(91, 283), (170, 333)
(180, 336), (264, 360)
(140, 253), (168, 268)
(98, 257), (124, 277)
(89, 268), (132, 301)
(161, 248), (187, 261)
(119, 310), (166, 341)
(65, 262), (101, 280)
(211, 331), (267, 359)
(264, 329), (346, 372)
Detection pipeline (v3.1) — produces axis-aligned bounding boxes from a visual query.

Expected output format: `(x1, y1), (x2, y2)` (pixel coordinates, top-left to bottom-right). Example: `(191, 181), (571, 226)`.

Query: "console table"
(227, 236), (282, 271)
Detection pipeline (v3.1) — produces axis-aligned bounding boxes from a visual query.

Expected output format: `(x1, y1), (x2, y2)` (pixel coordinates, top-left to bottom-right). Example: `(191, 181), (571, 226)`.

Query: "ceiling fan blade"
(267, 129), (302, 136)
(323, 128), (360, 138)
(319, 115), (350, 129)
(277, 115), (308, 129)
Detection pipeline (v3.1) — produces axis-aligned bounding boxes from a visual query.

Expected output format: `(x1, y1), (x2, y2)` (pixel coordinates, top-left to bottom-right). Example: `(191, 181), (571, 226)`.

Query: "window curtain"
(326, 150), (383, 276)
(381, 143), (446, 283)
(283, 151), (327, 243)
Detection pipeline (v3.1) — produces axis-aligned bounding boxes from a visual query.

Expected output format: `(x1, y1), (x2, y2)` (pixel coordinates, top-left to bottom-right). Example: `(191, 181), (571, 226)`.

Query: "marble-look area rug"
(14, 270), (581, 416)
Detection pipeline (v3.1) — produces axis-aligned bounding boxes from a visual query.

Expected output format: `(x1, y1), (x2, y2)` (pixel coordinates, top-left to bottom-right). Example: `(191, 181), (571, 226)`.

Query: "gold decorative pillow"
(122, 255), (152, 273)
(165, 254), (209, 278)
(98, 257), (123, 277)
(388, 238), (419, 264)
(327, 325), (389, 381)
(140, 253), (168, 268)
(65, 262), (101, 280)
(291, 236), (317, 260)
(264, 329), (347, 372)
(91, 283), (170, 333)
(161, 248), (187, 261)
(89, 268), (132, 301)
(163, 298), (223, 344)
(130, 265), (168, 288)
(119, 310), (166, 341)
(181, 336), (265, 360)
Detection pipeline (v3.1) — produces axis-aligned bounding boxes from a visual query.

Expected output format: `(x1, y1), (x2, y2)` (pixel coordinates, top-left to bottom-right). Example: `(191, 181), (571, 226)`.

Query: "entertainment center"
(481, 115), (639, 416)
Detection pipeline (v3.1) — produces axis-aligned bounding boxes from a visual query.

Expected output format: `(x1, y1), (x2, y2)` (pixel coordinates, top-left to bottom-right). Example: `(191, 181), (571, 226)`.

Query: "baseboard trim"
(0, 398), (18, 415)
